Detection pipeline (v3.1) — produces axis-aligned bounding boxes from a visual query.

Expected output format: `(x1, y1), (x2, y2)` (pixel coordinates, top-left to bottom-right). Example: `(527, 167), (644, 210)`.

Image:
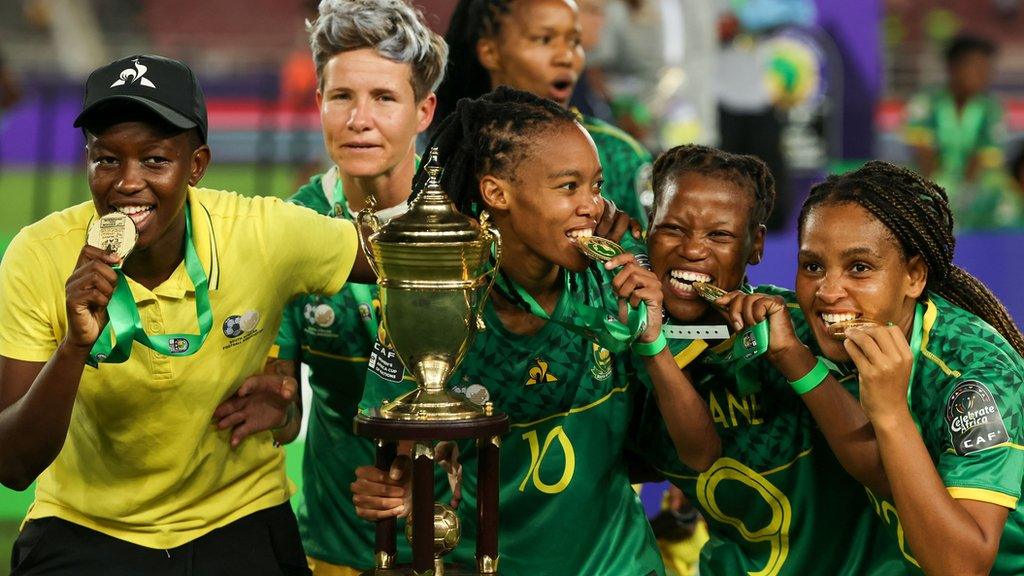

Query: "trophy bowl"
(358, 149), (501, 421)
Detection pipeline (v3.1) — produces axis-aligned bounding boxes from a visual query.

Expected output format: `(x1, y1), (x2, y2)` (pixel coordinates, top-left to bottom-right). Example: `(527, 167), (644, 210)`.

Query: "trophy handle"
(356, 208), (382, 279)
(476, 212), (502, 330)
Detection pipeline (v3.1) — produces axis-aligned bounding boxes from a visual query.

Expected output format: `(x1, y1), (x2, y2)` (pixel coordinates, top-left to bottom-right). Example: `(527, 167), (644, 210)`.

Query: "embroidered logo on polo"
(222, 310), (264, 349)
(945, 380), (1008, 456)
(111, 58), (156, 88)
(168, 338), (190, 354)
(526, 358), (558, 386)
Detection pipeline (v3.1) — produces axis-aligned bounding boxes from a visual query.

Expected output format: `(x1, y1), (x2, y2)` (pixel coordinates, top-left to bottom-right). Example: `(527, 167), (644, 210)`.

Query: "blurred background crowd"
(0, 1), (1023, 574)
(1, 0), (1023, 238)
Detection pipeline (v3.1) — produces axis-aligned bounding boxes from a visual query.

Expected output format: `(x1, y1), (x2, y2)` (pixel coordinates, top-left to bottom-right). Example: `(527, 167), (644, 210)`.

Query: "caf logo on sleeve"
(945, 380), (1009, 456)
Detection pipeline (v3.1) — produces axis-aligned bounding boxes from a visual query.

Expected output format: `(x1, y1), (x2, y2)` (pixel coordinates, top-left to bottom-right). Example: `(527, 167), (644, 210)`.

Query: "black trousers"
(10, 503), (311, 576)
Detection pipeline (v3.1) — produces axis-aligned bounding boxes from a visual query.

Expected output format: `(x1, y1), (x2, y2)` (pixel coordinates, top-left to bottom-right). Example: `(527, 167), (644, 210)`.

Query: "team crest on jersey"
(590, 343), (613, 381)
(945, 380), (1008, 456)
(222, 309), (264, 349)
(526, 358), (558, 386)
(358, 303), (372, 321)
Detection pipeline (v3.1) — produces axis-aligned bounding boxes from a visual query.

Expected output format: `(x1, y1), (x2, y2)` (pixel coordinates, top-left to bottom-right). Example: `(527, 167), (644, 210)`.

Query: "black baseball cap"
(74, 54), (208, 143)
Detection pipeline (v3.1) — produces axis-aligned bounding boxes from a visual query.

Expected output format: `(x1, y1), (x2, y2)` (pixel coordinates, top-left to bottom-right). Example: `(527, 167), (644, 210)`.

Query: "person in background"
(904, 34), (1011, 230)
(436, 0), (653, 223)
(212, 1), (447, 574)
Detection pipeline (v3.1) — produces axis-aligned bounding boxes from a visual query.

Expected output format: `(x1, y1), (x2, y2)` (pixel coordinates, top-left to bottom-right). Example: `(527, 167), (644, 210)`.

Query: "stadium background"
(1, 0), (1023, 571)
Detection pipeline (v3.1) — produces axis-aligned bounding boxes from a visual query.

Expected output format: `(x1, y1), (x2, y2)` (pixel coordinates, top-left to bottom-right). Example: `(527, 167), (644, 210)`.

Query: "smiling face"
(796, 202), (926, 361)
(648, 172), (764, 323)
(317, 48), (435, 178)
(482, 121), (603, 273)
(478, 0), (585, 107)
(87, 121), (208, 254)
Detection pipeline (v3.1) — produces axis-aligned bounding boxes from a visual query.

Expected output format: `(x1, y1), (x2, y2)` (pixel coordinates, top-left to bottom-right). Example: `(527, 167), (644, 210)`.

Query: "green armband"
(633, 332), (668, 357)
(788, 357), (830, 395)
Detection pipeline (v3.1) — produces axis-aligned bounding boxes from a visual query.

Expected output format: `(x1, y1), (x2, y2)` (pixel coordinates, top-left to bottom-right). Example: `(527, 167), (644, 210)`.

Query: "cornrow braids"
(433, 0), (514, 131)
(798, 160), (1024, 356)
(412, 86), (581, 310)
(413, 86), (577, 216)
(651, 144), (776, 228)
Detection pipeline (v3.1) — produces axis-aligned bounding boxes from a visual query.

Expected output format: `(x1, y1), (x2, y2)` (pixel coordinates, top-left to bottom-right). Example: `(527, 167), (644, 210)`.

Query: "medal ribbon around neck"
(331, 176), (379, 341)
(88, 208), (213, 367)
(490, 242), (647, 354)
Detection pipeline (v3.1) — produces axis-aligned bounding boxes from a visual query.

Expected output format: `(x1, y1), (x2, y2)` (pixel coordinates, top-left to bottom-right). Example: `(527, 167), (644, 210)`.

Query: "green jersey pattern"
(636, 285), (907, 576)
(275, 171), (398, 569)
(361, 265), (664, 576)
(582, 114), (653, 226)
(863, 295), (1024, 575)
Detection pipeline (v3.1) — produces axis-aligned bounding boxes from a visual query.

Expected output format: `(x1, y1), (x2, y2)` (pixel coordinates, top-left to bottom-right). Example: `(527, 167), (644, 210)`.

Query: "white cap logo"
(111, 58), (156, 88)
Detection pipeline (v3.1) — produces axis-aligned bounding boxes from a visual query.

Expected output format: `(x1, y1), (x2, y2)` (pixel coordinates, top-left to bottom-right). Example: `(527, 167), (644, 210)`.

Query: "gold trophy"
(354, 148), (509, 575)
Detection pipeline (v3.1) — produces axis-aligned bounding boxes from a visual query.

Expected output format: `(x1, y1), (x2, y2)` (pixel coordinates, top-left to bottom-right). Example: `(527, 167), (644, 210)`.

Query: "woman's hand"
(213, 375), (298, 448)
(606, 253), (663, 343)
(714, 291), (803, 358)
(63, 245), (121, 350)
(595, 198), (642, 243)
(843, 324), (913, 425)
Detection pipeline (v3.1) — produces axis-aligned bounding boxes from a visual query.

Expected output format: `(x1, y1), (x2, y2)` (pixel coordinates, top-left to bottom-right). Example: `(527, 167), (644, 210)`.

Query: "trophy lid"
(373, 147), (481, 244)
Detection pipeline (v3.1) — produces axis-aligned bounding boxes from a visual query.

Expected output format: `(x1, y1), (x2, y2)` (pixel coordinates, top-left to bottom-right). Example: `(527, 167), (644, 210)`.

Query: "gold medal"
(826, 318), (878, 340)
(87, 212), (138, 260)
(575, 235), (624, 262)
(692, 281), (728, 306)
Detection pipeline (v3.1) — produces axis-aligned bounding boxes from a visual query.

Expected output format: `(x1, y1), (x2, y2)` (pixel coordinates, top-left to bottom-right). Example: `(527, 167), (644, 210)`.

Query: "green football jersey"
(275, 170), (398, 569)
(862, 295), (1024, 575)
(361, 265), (665, 576)
(582, 114), (653, 225)
(636, 286), (907, 576)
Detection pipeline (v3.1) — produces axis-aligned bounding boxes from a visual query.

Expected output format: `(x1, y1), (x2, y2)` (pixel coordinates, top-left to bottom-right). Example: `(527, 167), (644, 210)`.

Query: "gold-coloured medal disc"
(575, 235), (624, 262)
(692, 281), (728, 304)
(87, 212), (138, 260)
(826, 318), (878, 340)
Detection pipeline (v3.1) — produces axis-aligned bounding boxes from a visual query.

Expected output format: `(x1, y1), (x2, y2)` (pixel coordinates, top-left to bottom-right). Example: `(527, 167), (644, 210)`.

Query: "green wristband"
(788, 357), (830, 395)
(633, 332), (668, 357)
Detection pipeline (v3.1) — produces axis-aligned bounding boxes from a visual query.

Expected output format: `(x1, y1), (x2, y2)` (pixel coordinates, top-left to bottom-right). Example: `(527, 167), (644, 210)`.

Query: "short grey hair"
(309, 0), (448, 100)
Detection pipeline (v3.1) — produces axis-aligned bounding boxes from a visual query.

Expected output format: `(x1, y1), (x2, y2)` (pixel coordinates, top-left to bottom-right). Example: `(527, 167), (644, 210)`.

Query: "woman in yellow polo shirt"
(0, 55), (361, 575)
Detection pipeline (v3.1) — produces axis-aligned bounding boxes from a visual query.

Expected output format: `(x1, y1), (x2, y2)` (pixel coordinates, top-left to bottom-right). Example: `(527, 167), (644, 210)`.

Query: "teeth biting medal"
(826, 318), (878, 340)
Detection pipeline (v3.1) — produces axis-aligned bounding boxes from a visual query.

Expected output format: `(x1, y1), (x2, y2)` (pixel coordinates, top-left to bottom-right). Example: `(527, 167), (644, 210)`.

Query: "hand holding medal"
(63, 213), (137, 351)
(81, 209), (213, 367)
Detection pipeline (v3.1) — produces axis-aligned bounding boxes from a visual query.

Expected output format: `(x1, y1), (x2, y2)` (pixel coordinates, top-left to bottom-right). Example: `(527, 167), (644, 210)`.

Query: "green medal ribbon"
(731, 320), (770, 396)
(492, 264), (646, 354)
(688, 285), (770, 395)
(905, 302), (925, 432)
(332, 176), (378, 340)
(88, 208), (212, 367)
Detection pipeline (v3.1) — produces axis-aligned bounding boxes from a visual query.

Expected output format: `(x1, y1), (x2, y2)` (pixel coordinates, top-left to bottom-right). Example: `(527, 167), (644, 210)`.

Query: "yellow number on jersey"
(519, 426), (576, 494)
(696, 457), (792, 576)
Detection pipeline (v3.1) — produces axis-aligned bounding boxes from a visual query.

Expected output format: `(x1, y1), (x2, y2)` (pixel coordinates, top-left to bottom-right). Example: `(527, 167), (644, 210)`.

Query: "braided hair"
(433, 0), (514, 131)
(798, 160), (1024, 356)
(413, 86), (592, 309)
(413, 85), (577, 217)
(651, 144), (777, 229)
